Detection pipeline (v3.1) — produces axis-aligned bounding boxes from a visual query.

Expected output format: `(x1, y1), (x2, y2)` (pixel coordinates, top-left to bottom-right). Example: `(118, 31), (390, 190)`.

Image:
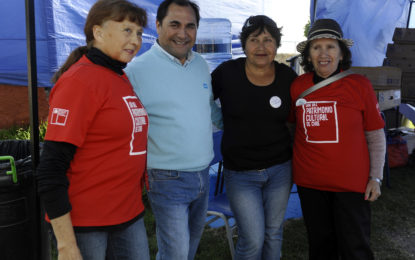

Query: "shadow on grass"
(47, 166), (415, 260)
(143, 166), (415, 260)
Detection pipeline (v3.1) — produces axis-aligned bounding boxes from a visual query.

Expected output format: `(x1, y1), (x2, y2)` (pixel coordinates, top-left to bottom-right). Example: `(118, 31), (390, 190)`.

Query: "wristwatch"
(369, 176), (382, 186)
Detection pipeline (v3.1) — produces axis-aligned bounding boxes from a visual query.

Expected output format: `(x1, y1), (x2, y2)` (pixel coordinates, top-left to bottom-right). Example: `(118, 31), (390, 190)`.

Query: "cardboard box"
(351, 66), (402, 90)
(383, 58), (415, 73)
(376, 89), (401, 111)
(386, 43), (415, 58)
(401, 72), (415, 100)
(393, 28), (415, 44)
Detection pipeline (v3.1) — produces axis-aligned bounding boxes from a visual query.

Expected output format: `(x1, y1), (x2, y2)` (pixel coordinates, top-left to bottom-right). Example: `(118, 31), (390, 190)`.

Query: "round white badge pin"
(296, 98), (307, 106)
(269, 96), (282, 108)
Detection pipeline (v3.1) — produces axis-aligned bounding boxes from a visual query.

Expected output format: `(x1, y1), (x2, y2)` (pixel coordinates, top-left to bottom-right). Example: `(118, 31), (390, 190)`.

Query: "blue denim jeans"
(147, 168), (210, 260)
(224, 160), (292, 260)
(74, 217), (150, 260)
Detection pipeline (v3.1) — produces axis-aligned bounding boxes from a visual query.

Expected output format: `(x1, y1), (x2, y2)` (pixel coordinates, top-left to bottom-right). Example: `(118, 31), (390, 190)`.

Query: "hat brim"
(296, 34), (354, 53)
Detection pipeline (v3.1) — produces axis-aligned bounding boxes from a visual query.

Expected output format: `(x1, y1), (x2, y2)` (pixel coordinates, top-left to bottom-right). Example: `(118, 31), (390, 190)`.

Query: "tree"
(304, 20), (310, 37)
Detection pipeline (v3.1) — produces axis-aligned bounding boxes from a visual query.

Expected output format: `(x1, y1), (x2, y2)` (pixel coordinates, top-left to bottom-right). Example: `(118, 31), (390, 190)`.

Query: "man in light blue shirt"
(125, 0), (222, 259)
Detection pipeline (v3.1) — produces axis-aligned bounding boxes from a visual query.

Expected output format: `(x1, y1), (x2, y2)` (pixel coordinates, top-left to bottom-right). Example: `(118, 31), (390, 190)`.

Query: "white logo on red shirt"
(302, 101), (339, 143)
(123, 96), (147, 155)
(50, 108), (69, 126)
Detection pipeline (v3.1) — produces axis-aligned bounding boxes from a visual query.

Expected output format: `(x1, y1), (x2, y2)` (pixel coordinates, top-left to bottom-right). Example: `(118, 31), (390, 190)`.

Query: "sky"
(265, 0), (310, 53)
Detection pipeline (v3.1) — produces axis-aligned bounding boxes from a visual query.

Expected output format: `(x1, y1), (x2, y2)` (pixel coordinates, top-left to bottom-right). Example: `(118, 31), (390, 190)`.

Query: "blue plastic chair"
(206, 131), (236, 259)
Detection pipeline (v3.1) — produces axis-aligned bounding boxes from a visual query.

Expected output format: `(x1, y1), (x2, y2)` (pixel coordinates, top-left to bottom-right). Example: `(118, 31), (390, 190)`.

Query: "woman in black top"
(212, 15), (297, 259)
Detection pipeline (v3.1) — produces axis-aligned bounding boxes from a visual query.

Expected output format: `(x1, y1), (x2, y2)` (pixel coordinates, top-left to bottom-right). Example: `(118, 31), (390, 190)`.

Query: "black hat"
(296, 18), (353, 53)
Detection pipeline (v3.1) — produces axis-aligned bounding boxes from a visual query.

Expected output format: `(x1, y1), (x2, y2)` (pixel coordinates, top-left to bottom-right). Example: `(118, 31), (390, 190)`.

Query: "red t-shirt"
(46, 56), (148, 226)
(290, 72), (384, 193)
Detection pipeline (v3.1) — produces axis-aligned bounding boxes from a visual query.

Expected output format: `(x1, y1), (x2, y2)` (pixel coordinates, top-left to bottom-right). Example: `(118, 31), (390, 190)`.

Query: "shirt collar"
(155, 41), (194, 66)
(313, 67), (341, 84)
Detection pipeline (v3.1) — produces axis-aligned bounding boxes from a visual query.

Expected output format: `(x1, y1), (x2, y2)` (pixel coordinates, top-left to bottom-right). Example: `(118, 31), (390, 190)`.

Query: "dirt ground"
(370, 166), (415, 259)
(390, 229), (415, 258)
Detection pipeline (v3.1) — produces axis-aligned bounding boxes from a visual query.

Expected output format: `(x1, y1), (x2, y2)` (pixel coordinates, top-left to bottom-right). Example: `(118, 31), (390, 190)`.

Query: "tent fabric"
(197, 0), (263, 57)
(0, 1), (51, 86)
(0, 0), (411, 87)
(1, 0), (250, 87)
(0, 0), (161, 87)
(47, 0), (160, 73)
(312, 0), (410, 66)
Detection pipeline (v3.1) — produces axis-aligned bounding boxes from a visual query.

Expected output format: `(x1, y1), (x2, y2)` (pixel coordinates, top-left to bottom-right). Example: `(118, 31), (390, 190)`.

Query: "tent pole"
(407, 0), (413, 28)
(312, 0), (318, 23)
(25, 0), (39, 174)
(25, 1), (50, 260)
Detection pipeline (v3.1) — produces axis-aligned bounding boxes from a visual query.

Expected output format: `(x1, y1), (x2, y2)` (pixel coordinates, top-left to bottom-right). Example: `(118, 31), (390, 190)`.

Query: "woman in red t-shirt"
(36, 1), (149, 259)
(290, 18), (385, 260)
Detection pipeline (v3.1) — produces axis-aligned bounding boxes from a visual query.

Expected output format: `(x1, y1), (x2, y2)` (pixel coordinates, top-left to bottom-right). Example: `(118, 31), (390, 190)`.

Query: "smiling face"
(309, 38), (343, 78)
(156, 3), (197, 64)
(244, 29), (277, 68)
(93, 19), (143, 63)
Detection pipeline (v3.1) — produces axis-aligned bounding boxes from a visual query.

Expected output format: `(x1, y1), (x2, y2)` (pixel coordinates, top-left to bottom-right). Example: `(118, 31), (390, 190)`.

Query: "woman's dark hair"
(240, 15), (282, 51)
(300, 40), (352, 73)
(157, 0), (200, 26)
(51, 0), (147, 83)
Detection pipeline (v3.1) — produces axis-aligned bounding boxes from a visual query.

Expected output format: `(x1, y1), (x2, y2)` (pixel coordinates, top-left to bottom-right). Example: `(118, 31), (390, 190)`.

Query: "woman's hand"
(57, 245), (83, 260)
(365, 179), (381, 202)
(50, 213), (83, 260)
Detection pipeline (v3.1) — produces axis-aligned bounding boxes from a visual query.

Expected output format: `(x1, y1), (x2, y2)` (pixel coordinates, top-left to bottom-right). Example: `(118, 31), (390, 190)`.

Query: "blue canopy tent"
(1, 0), (411, 87)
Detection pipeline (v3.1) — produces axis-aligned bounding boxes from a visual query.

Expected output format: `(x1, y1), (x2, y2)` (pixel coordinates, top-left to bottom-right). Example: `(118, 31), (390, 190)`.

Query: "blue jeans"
(224, 160), (292, 260)
(74, 217), (150, 260)
(147, 168), (210, 260)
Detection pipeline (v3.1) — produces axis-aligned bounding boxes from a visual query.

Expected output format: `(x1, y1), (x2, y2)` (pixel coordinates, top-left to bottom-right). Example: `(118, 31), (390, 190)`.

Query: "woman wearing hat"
(290, 18), (386, 259)
(212, 15), (297, 259)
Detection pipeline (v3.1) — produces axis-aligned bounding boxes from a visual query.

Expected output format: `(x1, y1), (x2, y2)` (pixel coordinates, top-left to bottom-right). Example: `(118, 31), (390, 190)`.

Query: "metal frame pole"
(25, 0), (39, 171)
(25, 0), (50, 259)
(407, 0), (414, 28)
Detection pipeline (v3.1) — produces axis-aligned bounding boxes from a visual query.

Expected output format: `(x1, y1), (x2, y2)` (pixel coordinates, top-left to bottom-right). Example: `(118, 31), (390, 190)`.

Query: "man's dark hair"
(157, 0), (200, 26)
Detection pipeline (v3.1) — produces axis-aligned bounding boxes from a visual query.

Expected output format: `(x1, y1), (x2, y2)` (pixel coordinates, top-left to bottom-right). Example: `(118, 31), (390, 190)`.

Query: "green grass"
(144, 166), (415, 260)
(370, 167), (415, 259)
(3, 126), (414, 259)
(48, 166), (415, 260)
